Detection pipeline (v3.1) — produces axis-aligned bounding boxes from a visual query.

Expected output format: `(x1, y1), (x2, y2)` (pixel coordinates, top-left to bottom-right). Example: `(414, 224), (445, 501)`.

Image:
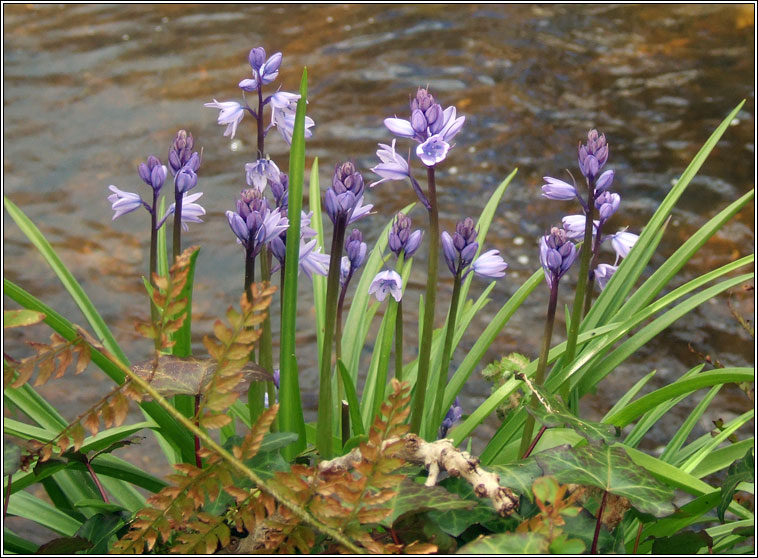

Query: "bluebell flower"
(325, 162), (368, 225)
(339, 256), (351, 287)
(345, 229), (367, 270)
(594, 263), (617, 290)
(370, 139), (410, 187)
(269, 91), (315, 145)
(245, 158), (281, 192)
(541, 176), (578, 201)
(562, 214), (598, 240)
(540, 227), (578, 288)
(471, 250), (508, 279)
(271, 237), (329, 280)
(440, 217), (478, 276)
(174, 166), (198, 195)
(158, 192), (206, 231)
(239, 48), (282, 91)
(388, 212), (423, 259)
(369, 270), (403, 302)
(383, 88), (464, 167)
(204, 99), (245, 139)
(608, 230), (638, 261)
(595, 191), (621, 222)
(138, 156), (168, 192)
(227, 188), (289, 257)
(107, 185), (147, 220)
(594, 169), (615, 193)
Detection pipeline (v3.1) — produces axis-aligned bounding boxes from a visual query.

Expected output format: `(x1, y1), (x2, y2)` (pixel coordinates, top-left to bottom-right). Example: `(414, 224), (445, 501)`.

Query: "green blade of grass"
(308, 158), (327, 357)
(659, 384), (722, 463)
(6, 490), (82, 536)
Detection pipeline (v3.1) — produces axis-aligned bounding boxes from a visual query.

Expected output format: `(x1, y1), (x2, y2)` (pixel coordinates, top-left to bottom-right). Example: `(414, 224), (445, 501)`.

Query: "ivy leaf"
(490, 459), (544, 501)
(3, 309), (46, 328)
(381, 478), (474, 528)
(718, 447), (754, 522)
(457, 532), (550, 554)
(535, 445), (675, 517)
(651, 530), (713, 554)
(4, 442), (21, 476)
(36, 536), (93, 554)
(517, 373), (619, 443)
(131, 355), (271, 398)
(425, 477), (517, 537)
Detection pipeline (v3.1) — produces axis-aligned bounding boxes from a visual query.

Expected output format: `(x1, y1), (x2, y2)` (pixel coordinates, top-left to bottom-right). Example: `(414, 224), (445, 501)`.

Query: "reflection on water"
(3, 2), (754, 529)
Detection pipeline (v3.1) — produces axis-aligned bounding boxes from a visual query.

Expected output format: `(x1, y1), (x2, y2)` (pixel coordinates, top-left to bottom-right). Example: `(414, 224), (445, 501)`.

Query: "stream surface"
(3, 3), (755, 544)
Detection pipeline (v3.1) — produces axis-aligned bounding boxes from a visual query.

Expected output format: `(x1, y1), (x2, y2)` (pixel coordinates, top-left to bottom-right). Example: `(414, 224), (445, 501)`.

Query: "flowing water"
(3, 3), (755, 543)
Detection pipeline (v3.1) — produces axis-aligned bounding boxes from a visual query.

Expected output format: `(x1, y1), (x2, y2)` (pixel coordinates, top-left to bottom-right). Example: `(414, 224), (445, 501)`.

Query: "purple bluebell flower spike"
(325, 162), (370, 225)
(239, 48), (282, 91)
(204, 99), (245, 139)
(345, 229), (367, 271)
(227, 188), (289, 258)
(383, 88), (464, 167)
(578, 129), (609, 181)
(368, 270), (403, 302)
(168, 130), (201, 176)
(539, 226), (578, 288)
(138, 156), (169, 192)
(438, 397), (463, 439)
(388, 212), (423, 259)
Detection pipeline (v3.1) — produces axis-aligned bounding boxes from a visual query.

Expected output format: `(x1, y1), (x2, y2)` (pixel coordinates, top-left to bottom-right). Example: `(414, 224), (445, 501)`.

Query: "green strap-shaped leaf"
(4, 196), (129, 364)
(718, 448), (754, 522)
(279, 69), (310, 458)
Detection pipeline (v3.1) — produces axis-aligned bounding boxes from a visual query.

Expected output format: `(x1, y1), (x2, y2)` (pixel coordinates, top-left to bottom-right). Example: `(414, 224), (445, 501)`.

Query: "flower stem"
(243, 248), (264, 424)
(583, 224), (604, 316)
(395, 299), (404, 381)
(256, 84), (265, 159)
(431, 272), (462, 438)
(591, 489), (609, 554)
(317, 217), (347, 458)
(562, 177), (596, 402)
(410, 166), (439, 435)
(84, 458), (110, 503)
(522, 425), (547, 459)
(148, 190), (161, 346)
(172, 188), (183, 263)
(519, 279), (559, 458)
(335, 268), (353, 444)
(259, 247), (276, 429)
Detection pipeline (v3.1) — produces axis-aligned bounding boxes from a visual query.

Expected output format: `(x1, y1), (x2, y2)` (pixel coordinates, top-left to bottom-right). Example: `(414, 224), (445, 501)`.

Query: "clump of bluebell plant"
(373, 87), (465, 435)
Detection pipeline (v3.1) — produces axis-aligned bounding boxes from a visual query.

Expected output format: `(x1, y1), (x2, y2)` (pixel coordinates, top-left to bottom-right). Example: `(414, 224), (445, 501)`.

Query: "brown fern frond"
(4, 332), (91, 390)
(197, 284), (275, 427)
(135, 245), (198, 350)
(169, 512), (230, 554)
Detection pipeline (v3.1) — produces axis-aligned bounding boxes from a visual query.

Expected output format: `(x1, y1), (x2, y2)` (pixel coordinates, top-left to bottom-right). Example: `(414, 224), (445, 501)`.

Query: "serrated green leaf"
(381, 478), (474, 528)
(718, 448), (754, 522)
(535, 444), (675, 517)
(457, 532), (550, 554)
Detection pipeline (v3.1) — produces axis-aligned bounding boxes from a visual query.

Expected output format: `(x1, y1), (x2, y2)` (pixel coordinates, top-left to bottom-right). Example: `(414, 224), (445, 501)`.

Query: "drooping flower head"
(204, 99), (245, 139)
(383, 88), (465, 167)
(158, 191), (207, 231)
(541, 176), (578, 201)
(245, 158), (281, 192)
(540, 226), (578, 288)
(438, 397), (463, 439)
(370, 139), (411, 188)
(269, 91), (315, 145)
(594, 263), (617, 290)
(108, 155), (169, 222)
(325, 162), (369, 225)
(388, 212), (423, 259)
(578, 129), (609, 182)
(107, 185), (147, 220)
(368, 270), (403, 302)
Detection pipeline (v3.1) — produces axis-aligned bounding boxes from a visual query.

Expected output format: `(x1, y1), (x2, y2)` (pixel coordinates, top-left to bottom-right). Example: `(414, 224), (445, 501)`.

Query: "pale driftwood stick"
(318, 433), (519, 517)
